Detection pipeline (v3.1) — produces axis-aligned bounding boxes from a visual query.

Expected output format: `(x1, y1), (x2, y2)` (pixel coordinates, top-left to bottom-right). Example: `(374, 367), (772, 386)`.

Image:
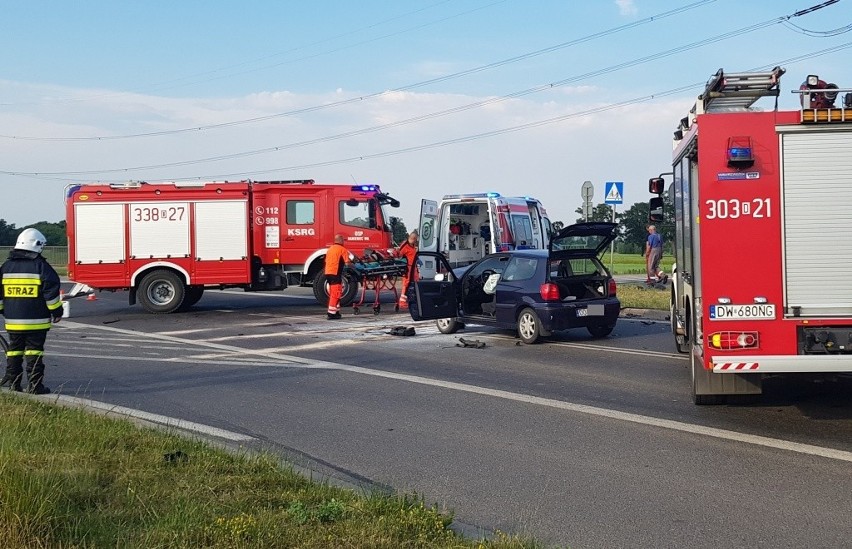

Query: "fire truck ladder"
(699, 66), (785, 113)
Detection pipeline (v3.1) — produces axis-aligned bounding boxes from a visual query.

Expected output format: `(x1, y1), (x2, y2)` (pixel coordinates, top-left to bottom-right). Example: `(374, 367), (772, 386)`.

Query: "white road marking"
(471, 333), (687, 360)
(52, 395), (254, 442)
(54, 321), (852, 464)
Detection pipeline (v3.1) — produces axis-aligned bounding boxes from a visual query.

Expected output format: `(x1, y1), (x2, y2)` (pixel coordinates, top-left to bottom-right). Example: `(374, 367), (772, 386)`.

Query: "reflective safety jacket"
(0, 249), (62, 331)
(324, 242), (352, 283)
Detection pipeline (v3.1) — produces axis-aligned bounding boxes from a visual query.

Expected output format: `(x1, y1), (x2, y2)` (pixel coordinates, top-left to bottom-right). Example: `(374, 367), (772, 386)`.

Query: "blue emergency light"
(726, 136), (754, 168)
(352, 185), (377, 192)
(443, 192), (502, 199)
(728, 147), (752, 159)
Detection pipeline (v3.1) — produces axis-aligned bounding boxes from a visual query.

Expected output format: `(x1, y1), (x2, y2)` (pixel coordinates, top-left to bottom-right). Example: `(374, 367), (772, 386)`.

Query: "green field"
(600, 252), (673, 276)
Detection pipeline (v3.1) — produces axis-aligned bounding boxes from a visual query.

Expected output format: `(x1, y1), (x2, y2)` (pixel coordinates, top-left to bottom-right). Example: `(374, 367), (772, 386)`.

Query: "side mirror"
(648, 177), (665, 195)
(649, 197), (664, 223)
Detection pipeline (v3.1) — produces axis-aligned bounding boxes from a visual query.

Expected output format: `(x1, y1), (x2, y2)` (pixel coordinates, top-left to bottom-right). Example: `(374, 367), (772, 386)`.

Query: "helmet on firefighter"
(15, 228), (47, 254)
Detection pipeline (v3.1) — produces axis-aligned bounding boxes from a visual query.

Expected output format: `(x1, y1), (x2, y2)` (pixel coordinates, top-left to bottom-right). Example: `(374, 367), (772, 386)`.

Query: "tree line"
(0, 220), (67, 247)
(550, 193), (675, 255)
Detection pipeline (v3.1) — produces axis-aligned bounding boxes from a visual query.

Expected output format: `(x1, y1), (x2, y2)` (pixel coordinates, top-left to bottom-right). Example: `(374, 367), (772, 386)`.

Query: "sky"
(1, 0), (851, 231)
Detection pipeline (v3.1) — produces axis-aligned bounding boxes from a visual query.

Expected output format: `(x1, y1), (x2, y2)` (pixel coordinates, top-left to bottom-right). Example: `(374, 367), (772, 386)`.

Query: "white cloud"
(615, 0), (638, 16)
(0, 80), (687, 230)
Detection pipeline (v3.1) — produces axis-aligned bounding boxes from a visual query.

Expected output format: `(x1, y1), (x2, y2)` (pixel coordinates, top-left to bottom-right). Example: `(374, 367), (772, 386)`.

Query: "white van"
(418, 193), (551, 276)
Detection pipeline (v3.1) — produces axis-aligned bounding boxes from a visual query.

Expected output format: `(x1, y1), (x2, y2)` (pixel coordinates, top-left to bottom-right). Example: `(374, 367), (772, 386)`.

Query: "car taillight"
(608, 279), (617, 297)
(540, 283), (561, 301)
(708, 331), (759, 350)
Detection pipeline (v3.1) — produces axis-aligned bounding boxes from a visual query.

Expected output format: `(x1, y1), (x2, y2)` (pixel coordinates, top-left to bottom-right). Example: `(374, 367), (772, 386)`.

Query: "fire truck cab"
(649, 67), (852, 404)
(417, 193), (552, 277)
(65, 180), (399, 313)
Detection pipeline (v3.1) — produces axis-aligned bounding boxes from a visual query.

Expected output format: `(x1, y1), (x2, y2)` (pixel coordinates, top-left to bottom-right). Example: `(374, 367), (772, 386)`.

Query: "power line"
(0, 11), (805, 176)
(0, 0), (716, 141)
(14, 42), (852, 185)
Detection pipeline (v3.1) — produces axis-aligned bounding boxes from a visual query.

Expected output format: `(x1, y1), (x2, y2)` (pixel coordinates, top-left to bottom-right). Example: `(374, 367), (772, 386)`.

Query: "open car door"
(407, 252), (459, 321)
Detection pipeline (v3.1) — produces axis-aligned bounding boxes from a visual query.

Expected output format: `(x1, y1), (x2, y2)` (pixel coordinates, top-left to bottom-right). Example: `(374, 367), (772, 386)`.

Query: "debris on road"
(456, 337), (486, 349)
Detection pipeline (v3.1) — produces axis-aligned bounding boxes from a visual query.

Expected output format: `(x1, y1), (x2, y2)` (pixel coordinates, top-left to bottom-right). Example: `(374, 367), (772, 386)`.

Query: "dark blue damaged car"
(406, 222), (620, 344)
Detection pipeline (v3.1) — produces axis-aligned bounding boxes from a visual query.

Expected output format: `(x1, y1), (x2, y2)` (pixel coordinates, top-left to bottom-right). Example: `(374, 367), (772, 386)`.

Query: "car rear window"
(549, 258), (600, 277)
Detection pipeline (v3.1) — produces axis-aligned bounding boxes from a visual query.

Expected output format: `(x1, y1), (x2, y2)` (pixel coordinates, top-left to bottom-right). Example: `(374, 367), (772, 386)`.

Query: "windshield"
(378, 201), (393, 232)
(551, 233), (610, 253)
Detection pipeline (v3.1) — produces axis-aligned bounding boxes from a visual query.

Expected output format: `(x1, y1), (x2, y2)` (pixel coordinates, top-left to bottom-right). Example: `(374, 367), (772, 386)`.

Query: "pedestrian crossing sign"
(604, 181), (624, 205)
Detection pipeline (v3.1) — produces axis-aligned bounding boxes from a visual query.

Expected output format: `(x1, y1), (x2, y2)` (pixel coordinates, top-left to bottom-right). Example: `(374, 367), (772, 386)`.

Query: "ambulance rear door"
(418, 199), (439, 278)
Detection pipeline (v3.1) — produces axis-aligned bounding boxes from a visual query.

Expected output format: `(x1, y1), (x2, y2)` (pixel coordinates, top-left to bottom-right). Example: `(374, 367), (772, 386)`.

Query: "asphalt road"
(29, 285), (852, 548)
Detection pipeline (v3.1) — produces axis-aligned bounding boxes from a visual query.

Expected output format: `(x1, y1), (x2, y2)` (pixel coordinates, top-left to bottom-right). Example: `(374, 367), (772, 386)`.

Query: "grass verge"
(0, 394), (539, 548)
(617, 283), (668, 311)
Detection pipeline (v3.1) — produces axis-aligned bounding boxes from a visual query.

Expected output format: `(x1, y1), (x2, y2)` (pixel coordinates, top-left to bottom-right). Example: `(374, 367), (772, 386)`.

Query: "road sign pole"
(610, 206), (616, 269)
(603, 181), (624, 269)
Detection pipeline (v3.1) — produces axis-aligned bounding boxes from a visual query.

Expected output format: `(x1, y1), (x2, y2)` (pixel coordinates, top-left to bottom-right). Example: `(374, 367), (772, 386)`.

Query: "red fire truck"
(649, 67), (852, 404)
(65, 180), (400, 313)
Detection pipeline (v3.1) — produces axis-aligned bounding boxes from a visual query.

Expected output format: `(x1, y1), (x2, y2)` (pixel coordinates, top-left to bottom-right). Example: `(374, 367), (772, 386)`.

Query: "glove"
(51, 309), (63, 323)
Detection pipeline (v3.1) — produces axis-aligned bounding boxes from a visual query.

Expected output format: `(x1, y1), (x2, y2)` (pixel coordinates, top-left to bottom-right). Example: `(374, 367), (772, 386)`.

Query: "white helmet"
(15, 228), (47, 254)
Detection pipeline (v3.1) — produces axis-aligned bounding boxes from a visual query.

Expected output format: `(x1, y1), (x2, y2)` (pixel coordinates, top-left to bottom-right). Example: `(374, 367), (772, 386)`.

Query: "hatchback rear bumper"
(534, 298), (620, 332)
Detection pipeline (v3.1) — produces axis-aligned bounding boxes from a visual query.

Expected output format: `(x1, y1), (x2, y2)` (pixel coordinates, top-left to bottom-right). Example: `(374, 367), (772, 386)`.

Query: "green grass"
(602, 252), (673, 276)
(617, 283), (669, 310)
(0, 394), (541, 548)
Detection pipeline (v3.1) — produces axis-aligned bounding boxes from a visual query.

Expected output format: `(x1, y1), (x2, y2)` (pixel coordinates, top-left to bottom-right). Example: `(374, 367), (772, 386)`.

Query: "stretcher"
(350, 254), (410, 315)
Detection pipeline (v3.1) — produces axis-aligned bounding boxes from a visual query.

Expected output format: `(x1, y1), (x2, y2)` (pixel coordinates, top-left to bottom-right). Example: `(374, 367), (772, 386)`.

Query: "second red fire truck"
(65, 180), (400, 313)
(649, 66), (852, 404)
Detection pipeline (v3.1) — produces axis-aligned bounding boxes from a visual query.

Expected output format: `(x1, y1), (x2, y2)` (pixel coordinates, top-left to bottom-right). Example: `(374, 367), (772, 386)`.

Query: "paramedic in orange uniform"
(397, 231), (419, 309)
(324, 234), (354, 319)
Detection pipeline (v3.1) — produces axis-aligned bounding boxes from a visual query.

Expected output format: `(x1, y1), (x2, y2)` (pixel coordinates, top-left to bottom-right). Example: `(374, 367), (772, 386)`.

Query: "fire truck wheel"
(691, 353), (725, 405)
(137, 270), (185, 314)
(179, 286), (205, 311)
(341, 272), (359, 307)
(312, 271), (359, 307)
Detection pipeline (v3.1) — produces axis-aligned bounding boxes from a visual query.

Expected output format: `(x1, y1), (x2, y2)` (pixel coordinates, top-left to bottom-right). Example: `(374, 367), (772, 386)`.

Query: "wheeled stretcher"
(350, 255), (410, 315)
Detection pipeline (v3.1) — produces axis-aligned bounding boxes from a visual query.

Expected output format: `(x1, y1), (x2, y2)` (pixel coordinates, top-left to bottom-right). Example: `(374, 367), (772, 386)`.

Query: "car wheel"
(436, 318), (460, 334)
(517, 308), (543, 344)
(587, 323), (615, 338)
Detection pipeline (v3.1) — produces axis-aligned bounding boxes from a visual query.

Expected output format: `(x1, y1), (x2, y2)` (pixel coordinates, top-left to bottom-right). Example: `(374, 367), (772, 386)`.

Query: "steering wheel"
(477, 269), (497, 287)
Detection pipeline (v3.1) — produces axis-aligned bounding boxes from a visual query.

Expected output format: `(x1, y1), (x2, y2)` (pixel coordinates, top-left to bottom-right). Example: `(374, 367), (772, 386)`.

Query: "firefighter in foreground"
(397, 231), (419, 310)
(0, 228), (63, 394)
(324, 234), (354, 319)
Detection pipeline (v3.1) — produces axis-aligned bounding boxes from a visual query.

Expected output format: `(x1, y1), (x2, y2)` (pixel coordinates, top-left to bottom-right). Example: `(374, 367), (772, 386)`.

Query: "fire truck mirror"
(648, 177), (665, 195)
(649, 197), (664, 223)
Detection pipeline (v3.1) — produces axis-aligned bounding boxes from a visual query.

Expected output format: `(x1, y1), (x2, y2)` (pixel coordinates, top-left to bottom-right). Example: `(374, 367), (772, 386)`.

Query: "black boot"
(26, 360), (50, 395)
(27, 383), (51, 395)
(3, 362), (24, 391)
